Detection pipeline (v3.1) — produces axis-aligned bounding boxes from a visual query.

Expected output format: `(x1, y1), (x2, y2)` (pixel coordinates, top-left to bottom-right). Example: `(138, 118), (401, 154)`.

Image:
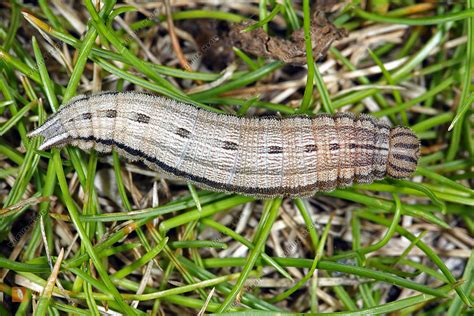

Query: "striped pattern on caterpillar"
(29, 91), (421, 198)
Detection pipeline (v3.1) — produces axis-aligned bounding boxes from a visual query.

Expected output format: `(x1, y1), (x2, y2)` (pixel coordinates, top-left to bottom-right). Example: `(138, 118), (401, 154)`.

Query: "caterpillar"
(29, 91), (420, 198)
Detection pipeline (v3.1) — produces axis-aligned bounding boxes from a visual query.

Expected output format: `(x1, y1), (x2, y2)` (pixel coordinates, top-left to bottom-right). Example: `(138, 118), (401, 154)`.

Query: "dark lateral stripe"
(393, 142), (419, 149)
(72, 136), (329, 196)
(388, 162), (414, 174)
(392, 153), (417, 164)
(349, 143), (388, 151)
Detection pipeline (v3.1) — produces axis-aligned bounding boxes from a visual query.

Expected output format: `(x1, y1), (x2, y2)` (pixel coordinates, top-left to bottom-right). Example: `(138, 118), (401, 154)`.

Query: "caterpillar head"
(387, 127), (420, 179)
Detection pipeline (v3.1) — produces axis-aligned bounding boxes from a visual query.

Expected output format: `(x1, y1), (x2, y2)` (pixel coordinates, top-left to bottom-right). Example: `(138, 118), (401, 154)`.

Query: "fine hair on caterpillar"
(28, 91), (421, 198)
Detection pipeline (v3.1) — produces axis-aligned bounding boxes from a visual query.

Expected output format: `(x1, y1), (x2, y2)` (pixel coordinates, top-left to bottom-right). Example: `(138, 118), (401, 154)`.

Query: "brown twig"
(163, 0), (192, 72)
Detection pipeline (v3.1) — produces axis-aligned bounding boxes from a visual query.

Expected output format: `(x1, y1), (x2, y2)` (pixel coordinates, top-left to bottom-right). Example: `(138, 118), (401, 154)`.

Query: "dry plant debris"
(230, 11), (347, 64)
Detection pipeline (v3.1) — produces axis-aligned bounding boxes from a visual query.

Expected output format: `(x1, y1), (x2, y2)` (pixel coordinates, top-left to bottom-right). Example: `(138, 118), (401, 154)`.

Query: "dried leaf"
(230, 11), (347, 65)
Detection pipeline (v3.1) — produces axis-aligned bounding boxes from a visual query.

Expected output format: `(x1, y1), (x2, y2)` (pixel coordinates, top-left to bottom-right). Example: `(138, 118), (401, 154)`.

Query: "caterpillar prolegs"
(29, 91), (420, 198)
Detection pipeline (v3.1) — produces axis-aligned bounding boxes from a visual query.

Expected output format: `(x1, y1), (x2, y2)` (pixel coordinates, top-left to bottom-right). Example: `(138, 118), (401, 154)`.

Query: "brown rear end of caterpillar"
(28, 92), (420, 198)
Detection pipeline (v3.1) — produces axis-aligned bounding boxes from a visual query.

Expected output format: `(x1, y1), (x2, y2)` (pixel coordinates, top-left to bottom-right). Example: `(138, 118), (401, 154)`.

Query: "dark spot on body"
(222, 140), (238, 151)
(329, 143), (340, 151)
(134, 112), (150, 124)
(305, 144), (318, 152)
(176, 127), (191, 138)
(82, 112), (92, 120)
(268, 146), (283, 154)
(105, 109), (117, 118)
